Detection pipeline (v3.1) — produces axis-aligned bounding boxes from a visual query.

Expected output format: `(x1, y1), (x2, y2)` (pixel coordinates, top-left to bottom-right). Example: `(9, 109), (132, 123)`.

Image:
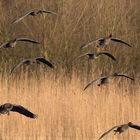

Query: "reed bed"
(0, 71), (139, 140)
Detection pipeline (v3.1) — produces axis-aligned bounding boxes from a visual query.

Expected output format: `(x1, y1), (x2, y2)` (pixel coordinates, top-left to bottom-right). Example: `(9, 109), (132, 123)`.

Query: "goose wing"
(0, 39), (16, 48)
(11, 105), (37, 118)
(129, 123), (140, 130)
(12, 10), (34, 23)
(97, 51), (116, 61)
(84, 79), (98, 91)
(16, 38), (40, 44)
(36, 57), (54, 68)
(98, 126), (119, 140)
(80, 37), (105, 49)
(0, 41), (9, 48)
(80, 40), (96, 49)
(84, 77), (105, 91)
(111, 38), (132, 47)
(39, 10), (57, 15)
(10, 59), (31, 74)
(113, 74), (134, 80)
(77, 53), (94, 59)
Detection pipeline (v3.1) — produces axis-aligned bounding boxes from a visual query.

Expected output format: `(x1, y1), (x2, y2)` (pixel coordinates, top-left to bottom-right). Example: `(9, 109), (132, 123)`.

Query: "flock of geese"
(79, 33), (134, 90)
(0, 7), (139, 140)
(0, 9), (56, 118)
(78, 34), (134, 90)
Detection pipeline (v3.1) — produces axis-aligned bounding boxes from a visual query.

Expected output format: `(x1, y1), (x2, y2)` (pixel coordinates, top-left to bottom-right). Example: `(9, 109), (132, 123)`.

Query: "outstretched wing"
(36, 57), (54, 68)
(76, 53), (94, 60)
(16, 38), (40, 44)
(97, 51), (116, 61)
(40, 10), (57, 15)
(129, 123), (140, 130)
(80, 37), (105, 49)
(84, 75), (110, 90)
(114, 74), (134, 81)
(0, 42), (9, 48)
(12, 10), (34, 23)
(10, 59), (31, 74)
(11, 105), (37, 119)
(80, 40), (96, 49)
(84, 78), (101, 91)
(98, 126), (118, 140)
(111, 38), (132, 47)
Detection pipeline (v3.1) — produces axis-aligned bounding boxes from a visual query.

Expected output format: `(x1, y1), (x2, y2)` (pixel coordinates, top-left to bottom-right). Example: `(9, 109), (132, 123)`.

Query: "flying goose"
(13, 9), (57, 23)
(84, 72), (134, 90)
(80, 34), (132, 49)
(0, 103), (37, 119)
(0, 38), (39, 48)
(10, 57), (54, 74)
(98, 122), (140, 139)
(76, 51), (116, 61)
(84, 76), (109, 90)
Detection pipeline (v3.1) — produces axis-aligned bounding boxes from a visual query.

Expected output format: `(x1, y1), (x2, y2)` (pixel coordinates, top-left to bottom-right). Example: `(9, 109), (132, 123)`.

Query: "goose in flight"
(84, 72), (134, 90)
(80, 34), (132, 49)
(76, 51), (116, 61)
(0, 38), (39, 49)
(13, 9), (57, 23)
(0, 103), (37, 119)
(84, 75), (109, 90)
(98, 122), (140, 139)
(10, 57), (54, 74)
